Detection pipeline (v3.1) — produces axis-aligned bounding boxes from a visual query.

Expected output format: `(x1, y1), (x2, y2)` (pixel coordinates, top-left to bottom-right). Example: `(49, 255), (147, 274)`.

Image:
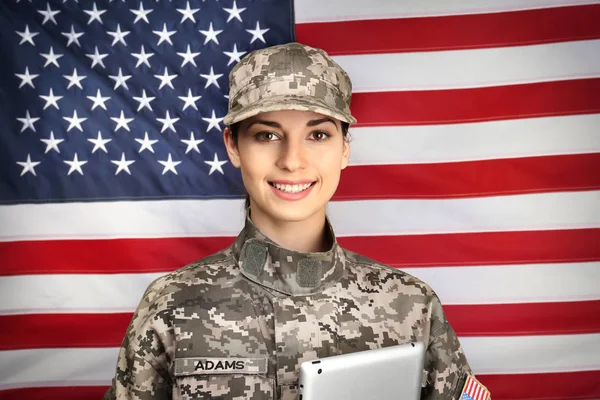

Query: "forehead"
(242, 110), (339, 127)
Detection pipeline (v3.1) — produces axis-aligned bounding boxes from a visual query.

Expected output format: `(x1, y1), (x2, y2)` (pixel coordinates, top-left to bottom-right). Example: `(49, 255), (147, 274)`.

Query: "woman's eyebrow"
(306, 118), (337, 128)
(245, 120), (282, 129)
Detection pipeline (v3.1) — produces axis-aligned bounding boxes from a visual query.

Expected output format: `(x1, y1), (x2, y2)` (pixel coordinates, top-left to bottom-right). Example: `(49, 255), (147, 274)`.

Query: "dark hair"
(228, 119), (351, 209)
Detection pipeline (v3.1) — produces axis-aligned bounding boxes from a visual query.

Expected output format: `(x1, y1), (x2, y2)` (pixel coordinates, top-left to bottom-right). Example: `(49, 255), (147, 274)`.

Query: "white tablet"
(298, 342), (425, 400)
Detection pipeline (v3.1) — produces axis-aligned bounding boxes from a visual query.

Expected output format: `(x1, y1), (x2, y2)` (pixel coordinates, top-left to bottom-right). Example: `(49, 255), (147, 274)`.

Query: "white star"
(61, 25), (84, 47)
(110, 110), (134, 132)
(176, 44), (201, 67)
(86, 88), (111, 111)
(15, 67), (39, 89)
(135, 132), (158, 153)
(64, 153), (88, 176)
(154, 67), (177, 90)
(111, 153), (135, 175)
(16, 25), (39, 46)
(130, 2), (153, 24)
(85, 46), (108, 68)
(39, 88), (63, 110)
(41, 131), (64, 154)
(202, 110), (224, 132)
(108, 67), (132, 90)
(16, 154), (41, 176)
(132, 89), (155, 111)
(40, 46), (64, 68)
(246, 21), (269, 44)
(158, 153), (182, 175)
(177, 1), (199, 23)
(223, 43), (246, 66)
(83, 2), (106, 24)
(107, 24), (130, 46)
(131, 45), (154, 68)
(200, 66), (223, 89)
(16, 110), (40, 132)
(199, 22), (223, 45)
(88, 131), (112, 153)
(63, 68), (87, 89)
(156, 110), (180, 133)
(153, 23), (176, 46)
(181, 131), (204, 154)
(63, 109), (87, 132)
(178, 88), (201, 111)
(37, 3), (60, 25)
(223, 1), (246, 23)
(205, 153), (228, 175)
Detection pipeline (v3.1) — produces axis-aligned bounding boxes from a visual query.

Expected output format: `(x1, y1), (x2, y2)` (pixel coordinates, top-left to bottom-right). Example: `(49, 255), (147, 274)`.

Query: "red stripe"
(335, 153), (600, 200)
(1, 371), (598, 400)
(2, 228), (598, 276)
(297, 4), (600, 55)
(479, 370), (600, 400)
(350, 78), (600, 126)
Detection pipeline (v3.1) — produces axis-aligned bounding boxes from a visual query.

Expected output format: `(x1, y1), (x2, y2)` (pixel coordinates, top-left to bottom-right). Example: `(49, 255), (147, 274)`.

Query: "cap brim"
(223, 94), (357, 126)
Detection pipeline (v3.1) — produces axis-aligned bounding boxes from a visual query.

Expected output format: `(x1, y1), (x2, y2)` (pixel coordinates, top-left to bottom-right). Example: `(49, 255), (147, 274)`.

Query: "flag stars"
(41, 131), (64, 153)
(86, 89), (111, 111)
(246, 21), (269, 43)
(130, 2), (153, 24)
(200, 66), (223, 89)
(16, 154), (41, 177)
(41, 46), (64, 68)
(111, 153), (135, 175)
(157, 110), (180, 133)
(86, 46), (108, 69)
(17, 110), (40, 132)
(154, 67), (177, 90)
(181, 131), (204, 154)
(107, 24), (130, 46)
(110, 110), (134, 132)
(16, 25), (39, 46)
(64, 153), (88, 176)
(40, 88), (63, 110)
(88, 131), (112, 153)
(83, 2), (106, 25)
(177, 45), (201, 67)
(131, 45), (154, 68)
(133, 89), (156, 111)
(37, 3), (60, 25)
(178, 89), (202, 111)
(61, 25), (84, 47)
(158, 153), (182, 175)
(15, 67), (39, 89)
(199, 22), (223, 45)
(135, 132), (158, 153)
(153, 23), (177, 46)
(223, 1), (246, 22)
(177, 1), (200, 23)
(205, 153), (228, 175)
(223, 44), (246, 66)
(63, 68), (87, 89)
(109, 68), (132, 90)
(63, 109), (87, 132)
(202, 110), (224, 132)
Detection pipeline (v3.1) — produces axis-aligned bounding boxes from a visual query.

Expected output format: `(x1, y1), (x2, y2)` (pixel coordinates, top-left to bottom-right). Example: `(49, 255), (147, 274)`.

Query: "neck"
(248, 204), (330, 253)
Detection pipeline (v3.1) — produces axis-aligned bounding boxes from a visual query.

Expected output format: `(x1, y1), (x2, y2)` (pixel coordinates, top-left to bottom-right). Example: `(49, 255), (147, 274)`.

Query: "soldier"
(103, 42), (490, 400)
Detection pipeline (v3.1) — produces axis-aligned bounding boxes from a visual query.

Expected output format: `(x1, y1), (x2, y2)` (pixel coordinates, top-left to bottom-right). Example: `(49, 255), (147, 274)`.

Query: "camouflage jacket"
(104, 216), (473, 400)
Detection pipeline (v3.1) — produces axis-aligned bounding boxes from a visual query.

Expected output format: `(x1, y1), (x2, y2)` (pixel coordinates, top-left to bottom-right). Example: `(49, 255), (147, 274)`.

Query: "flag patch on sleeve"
(460, 375), (491, 400)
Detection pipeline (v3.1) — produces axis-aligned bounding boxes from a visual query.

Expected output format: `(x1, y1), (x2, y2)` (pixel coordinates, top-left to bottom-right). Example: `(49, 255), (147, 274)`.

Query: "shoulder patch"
(460, 375), (491, 400)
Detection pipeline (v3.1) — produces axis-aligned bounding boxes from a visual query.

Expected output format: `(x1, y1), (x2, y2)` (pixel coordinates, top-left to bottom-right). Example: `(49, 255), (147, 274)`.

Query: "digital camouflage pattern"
(223, 42), (357, 126)
(104, 215), (477, 400)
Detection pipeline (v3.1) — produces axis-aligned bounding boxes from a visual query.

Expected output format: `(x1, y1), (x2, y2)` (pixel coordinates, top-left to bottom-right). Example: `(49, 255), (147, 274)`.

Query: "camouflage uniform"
(103, 215), (472, 400)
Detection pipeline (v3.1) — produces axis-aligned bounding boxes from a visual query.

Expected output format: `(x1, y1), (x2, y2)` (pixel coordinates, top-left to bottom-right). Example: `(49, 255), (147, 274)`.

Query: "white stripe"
(462, 333), (600, 374)
(2, 334), (599, 389)
(348, 114), (600, 165)
(1, 191), (599, 241)
(334, 40), (600, 92)
(295, 0), (600, 22)
(1, 262), (597, 315)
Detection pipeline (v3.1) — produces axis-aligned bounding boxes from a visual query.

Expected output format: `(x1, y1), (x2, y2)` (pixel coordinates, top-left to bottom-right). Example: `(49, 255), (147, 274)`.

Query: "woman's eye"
(255, 132), (278, 141)
(310, 131), (330, 141)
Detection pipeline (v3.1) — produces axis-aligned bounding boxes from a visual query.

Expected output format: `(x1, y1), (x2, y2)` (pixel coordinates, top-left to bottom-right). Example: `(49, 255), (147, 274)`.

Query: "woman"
(104, 43), (487, 400)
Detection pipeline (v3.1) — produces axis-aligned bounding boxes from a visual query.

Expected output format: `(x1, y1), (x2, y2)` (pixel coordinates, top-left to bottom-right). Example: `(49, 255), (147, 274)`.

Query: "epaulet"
(459, 375), (491, 400)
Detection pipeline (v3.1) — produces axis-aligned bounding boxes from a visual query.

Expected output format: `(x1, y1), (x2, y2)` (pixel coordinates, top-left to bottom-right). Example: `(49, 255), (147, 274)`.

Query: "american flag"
(1, 0), (599, 399)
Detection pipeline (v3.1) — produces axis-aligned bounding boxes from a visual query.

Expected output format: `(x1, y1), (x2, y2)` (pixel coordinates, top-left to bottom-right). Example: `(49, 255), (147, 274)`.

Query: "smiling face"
(224, 110), (350, 226)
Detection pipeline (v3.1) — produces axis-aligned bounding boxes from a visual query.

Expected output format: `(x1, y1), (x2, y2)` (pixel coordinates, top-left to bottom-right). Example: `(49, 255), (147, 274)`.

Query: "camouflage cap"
(223, 42), (357, 126)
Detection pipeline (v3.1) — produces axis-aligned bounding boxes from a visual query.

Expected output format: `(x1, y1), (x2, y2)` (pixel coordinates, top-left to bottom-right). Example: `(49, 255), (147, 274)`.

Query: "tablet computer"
(298, 341), (425, 400)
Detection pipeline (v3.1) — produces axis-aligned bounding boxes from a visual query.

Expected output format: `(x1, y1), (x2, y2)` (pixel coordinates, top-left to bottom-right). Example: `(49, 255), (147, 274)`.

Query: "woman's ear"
(341, 138), (350, 170)
(223, 127), (241, 168)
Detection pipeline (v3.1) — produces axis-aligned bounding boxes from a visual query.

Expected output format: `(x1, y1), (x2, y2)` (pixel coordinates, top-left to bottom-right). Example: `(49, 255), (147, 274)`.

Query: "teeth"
(273, 182), (313, 193)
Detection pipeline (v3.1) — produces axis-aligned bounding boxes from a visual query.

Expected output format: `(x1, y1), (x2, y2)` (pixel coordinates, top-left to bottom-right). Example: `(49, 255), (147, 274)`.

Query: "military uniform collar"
(232, 213), (345, 296)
